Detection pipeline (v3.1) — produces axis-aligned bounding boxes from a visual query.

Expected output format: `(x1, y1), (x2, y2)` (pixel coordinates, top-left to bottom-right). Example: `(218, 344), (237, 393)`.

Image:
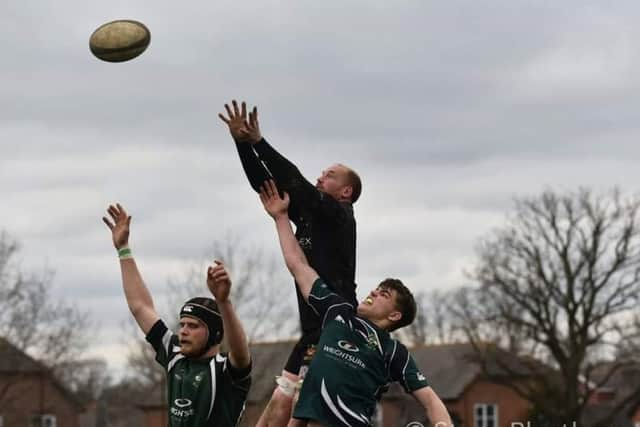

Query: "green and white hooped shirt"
(293, 279), (429, 427)
(146, 320), (251, 427)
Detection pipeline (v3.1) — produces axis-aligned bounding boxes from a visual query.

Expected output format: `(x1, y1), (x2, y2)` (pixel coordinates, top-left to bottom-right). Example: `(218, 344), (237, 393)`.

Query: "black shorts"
(283, 329), (322, 376)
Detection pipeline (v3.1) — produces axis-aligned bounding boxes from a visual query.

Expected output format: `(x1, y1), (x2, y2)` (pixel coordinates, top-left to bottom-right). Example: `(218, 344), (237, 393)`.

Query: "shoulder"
(146, 319), (178, 347)
(384, 336), (409, 363)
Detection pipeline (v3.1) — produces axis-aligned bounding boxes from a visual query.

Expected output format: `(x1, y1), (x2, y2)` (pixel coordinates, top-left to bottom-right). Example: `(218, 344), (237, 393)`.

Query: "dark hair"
(378, 278), (416, 332)
(343, 166), (362, 203)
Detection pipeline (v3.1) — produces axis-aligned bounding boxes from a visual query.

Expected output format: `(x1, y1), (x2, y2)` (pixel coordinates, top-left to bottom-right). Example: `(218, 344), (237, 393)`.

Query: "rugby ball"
(89, 20), (151, 62)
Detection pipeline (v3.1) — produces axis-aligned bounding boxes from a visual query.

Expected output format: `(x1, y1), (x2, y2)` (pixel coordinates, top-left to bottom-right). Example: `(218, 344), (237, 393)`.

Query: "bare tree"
(0, 231), (91, 403)
(451, 188), (640, 426)
(164, 234), (296, 341)
(399, 289), (460, 346)
(55, 357), (112, 402)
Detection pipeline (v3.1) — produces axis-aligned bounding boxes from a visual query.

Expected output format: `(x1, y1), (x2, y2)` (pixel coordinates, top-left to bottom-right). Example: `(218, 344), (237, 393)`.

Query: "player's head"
(178, 297), (224, 357)
(357, 278), (416, 332)
(316, 163), (362, 203)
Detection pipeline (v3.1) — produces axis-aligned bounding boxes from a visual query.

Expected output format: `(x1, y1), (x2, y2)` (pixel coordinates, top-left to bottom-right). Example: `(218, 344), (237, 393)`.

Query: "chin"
(356, 303), (367, 315)
(179, 345), (195, 357)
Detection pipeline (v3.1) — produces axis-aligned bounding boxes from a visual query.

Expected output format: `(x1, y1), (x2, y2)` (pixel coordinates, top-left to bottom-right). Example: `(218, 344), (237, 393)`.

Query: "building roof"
(388, 342), (534, 400)
(584, 361), (640, 426)
(246, 340), (296, 403)
(0, 336), (85, 410)
(0, 337), (45, 373)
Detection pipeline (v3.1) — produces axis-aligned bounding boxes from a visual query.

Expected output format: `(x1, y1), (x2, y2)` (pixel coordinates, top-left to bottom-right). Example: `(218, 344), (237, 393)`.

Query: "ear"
(388, 310), (402, 323)
(341, 185), (353, 200)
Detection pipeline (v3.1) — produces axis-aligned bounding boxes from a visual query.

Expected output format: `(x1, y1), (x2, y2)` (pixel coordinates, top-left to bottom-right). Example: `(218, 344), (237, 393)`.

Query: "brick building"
(0, 337), (84, 427)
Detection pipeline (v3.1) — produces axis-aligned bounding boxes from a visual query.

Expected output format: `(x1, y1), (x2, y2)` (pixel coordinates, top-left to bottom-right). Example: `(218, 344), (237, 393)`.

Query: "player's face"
(316, 164), (351, 201)
(357, 286), (401, 324)
(178, 317), (209, 356)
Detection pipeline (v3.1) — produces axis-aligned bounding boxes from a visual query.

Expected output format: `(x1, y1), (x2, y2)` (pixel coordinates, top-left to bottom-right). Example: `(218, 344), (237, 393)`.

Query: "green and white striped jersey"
(146, 320), (251, 426)
(293, 279), (429, 426)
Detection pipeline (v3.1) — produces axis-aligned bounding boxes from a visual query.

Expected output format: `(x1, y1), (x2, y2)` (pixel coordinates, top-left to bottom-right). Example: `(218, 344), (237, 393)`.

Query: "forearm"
(218, 300), (250, 368)
(235, 141), (271, 193)
(273, 216), (318, 299)
(120, 257), (158, 334)
(254, 139), (303, 183)
(421, 388), (452, 427)
(426, 401), (451, 427)
(275, 216), (308, 274)
(255, 138), (321, 209)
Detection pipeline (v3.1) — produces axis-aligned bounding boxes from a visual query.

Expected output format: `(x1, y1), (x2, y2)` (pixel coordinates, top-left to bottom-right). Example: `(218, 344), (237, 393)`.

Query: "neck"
(361, 315), (391, 332)
(197, 344), (220, 359)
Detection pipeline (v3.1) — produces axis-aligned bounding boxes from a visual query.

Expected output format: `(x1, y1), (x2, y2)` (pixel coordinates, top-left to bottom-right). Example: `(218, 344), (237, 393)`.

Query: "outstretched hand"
(218, 100), (262, 144)
(260, 179), (289, 219)
(102, 203), (131, 250)
(207, 260), (232, 303)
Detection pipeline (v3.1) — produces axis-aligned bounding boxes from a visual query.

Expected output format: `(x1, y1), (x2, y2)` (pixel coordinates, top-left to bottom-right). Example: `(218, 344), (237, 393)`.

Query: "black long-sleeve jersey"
(235, 138), (357, 333)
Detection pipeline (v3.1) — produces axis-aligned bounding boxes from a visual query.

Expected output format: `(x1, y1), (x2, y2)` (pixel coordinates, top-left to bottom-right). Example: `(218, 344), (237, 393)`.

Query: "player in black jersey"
(219, 100), (361, 426)
(103, 203), (252, 427)
(260, 180), (452, 427)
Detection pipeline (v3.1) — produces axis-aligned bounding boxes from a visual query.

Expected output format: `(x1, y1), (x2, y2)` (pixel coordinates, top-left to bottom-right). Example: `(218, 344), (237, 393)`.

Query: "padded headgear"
(180, 297), (224, 348)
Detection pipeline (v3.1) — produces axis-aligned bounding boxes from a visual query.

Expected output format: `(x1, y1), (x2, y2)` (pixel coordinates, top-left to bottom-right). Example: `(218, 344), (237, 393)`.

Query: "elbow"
(128, 301), (149, 318)
(285, 254), (307, 276)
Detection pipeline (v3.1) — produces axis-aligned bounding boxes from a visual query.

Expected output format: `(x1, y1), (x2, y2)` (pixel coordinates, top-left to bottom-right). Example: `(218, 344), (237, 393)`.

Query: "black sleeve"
(234, 141), (272, 193)
(223, 354), (252, 392)
(253, 138), (350, 224)
(226, 356), (252, 382)
(145, 319), (179, 369)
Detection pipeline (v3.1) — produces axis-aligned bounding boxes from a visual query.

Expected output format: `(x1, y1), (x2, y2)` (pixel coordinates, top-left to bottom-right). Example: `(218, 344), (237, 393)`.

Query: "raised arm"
(219, 100), (272, 193)
(207, 260), (251, 370)
(259, 180), (319, 299)
(412, 387), (452, 427)
(242, 106), (325, 206)
(102, 203), (159, 335)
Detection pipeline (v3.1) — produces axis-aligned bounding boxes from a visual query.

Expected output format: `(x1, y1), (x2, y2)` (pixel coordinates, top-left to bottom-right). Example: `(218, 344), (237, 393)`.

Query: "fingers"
(259, 187), (268, 205)
(208, 261), (230, 282)
(260, 182), (272, 199)
(250, 107), (259, 128)
(106, 203), (129, 226)
(211, 269), (229, 282)
(102, 217), (114, 230)
(116, 203), (127, 218)
(241, 101), (247, 119)
(232, 100), (240, 117)
(218, 113), (230, 124)
(224, 103), (233, 119)
(108, 205), (119, 222)
(267, 179), (279, 197)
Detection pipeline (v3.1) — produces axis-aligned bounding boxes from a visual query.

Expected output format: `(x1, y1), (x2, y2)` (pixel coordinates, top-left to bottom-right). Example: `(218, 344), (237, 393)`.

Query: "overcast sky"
(2, 1), (640, 375)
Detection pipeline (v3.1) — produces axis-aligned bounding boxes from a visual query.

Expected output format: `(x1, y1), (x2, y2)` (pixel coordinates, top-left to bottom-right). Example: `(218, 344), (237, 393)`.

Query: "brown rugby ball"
(89, 20), (151, 62)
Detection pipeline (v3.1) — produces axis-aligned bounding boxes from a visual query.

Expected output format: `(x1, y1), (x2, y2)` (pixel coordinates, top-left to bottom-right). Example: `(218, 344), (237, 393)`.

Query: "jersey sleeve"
(224, 355), (252, 392)
(307, 278), (356, 328)
(388, 341), (429, 393)
(234, 141), (273, 193)
(145, 319), (181, 369)
(253, 138), (350, 224)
